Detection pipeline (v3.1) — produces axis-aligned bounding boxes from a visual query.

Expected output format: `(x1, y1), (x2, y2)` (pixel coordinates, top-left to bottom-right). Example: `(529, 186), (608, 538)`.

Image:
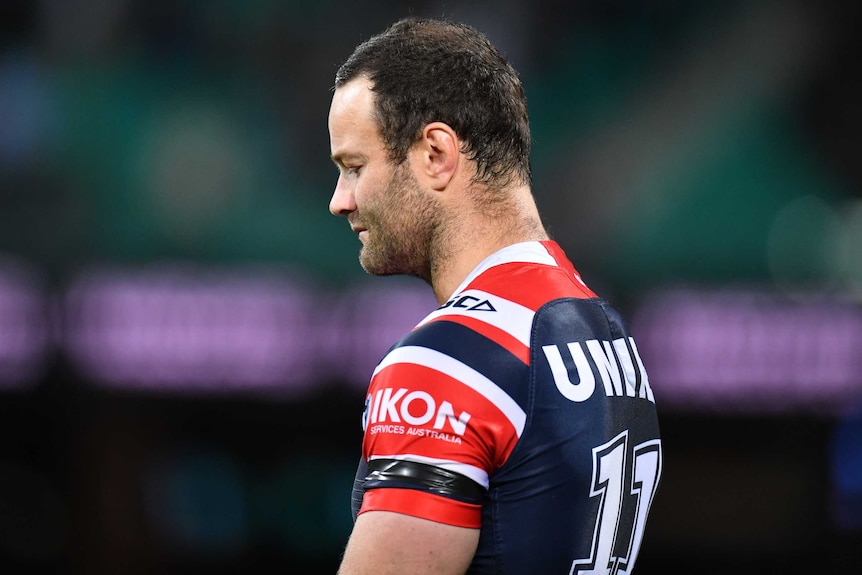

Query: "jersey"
(350, 240), (662, 574)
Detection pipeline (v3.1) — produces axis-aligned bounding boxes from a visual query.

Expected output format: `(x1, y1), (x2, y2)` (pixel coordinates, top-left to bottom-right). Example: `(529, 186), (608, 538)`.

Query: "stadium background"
(0, 0), (860, 572)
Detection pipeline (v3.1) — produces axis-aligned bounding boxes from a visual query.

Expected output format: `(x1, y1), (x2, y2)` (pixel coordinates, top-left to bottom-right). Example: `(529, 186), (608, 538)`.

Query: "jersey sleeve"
(357, 318), (529, 528)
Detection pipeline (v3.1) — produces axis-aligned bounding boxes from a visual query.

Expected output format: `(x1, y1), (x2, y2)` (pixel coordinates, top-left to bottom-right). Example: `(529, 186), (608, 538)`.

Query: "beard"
(354, 163), (443, 283)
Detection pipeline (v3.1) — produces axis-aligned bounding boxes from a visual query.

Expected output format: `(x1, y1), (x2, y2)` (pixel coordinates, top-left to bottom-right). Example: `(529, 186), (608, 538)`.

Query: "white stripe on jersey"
(416, 289), (535, 347)
(369, 453), (490, 489)
(373, 345), (527, 437)
(451, 241), (558, 296)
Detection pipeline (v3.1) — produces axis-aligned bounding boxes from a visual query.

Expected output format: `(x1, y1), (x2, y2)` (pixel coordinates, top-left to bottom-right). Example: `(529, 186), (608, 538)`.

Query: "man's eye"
(345, 166), (361, 176)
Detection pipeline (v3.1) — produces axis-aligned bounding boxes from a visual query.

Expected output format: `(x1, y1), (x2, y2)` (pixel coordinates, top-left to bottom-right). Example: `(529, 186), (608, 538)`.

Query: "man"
(328, 17), (662, 575)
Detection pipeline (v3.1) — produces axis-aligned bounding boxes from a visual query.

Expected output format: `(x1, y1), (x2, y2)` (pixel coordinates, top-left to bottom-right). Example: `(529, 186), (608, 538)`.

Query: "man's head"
(329, 76), (446, 282)
(328, 18), (534, 285)
(334, 17), (532, 189)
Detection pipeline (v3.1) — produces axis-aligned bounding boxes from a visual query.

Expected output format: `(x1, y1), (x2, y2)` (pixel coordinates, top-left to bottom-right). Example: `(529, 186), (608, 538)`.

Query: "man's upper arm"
(338, 510), (480, 575)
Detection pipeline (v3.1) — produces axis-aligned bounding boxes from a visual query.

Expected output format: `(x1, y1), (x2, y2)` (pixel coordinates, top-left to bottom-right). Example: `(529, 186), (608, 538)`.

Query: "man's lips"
(350, 223), (368, 242)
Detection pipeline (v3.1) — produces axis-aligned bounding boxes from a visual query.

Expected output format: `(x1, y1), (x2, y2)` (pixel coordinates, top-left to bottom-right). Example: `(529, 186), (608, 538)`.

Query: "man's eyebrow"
(331, 152), (365, 166)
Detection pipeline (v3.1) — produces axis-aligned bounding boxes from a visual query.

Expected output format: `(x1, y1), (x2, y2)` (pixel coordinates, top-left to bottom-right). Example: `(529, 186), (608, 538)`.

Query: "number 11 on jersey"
(571, 431), (662, 575)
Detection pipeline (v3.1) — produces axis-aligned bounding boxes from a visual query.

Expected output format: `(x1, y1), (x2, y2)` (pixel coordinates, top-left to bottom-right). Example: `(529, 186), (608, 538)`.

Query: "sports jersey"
(351, 240), (662, 574)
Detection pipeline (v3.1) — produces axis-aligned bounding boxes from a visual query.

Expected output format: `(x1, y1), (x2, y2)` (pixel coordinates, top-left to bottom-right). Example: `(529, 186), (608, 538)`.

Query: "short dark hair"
(334, 17), (532, 188)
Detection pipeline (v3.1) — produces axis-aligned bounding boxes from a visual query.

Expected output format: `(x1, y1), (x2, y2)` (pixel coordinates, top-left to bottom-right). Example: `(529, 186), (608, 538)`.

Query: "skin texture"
(336, 511), (479, 575)
(329, 76), (549, 574)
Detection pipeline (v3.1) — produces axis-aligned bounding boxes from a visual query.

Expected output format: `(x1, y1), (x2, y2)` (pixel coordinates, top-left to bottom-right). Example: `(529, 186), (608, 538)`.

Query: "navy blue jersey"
(352, 241), (662, 574)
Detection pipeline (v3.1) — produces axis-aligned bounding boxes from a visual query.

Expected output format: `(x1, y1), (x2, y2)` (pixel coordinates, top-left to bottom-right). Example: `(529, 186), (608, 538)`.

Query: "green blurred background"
(0, 0), (860, 573)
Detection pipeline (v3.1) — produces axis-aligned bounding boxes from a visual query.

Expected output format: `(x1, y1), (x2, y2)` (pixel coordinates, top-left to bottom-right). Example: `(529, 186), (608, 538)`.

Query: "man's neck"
(429, 185), (549, 305)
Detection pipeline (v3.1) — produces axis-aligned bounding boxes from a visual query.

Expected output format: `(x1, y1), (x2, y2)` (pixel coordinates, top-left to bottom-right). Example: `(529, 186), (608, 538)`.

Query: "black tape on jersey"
(365, 459), (485, 504)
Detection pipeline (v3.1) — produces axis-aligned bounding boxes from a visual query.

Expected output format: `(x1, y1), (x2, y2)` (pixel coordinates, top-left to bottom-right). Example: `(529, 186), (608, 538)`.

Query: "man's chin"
(359, 250), (408, 277)
(358, 251), (389, 276)
(359, 260), (400, 277)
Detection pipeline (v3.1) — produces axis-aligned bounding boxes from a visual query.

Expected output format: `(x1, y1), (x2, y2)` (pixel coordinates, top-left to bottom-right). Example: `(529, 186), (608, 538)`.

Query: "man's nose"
(329, 176), (356, 216)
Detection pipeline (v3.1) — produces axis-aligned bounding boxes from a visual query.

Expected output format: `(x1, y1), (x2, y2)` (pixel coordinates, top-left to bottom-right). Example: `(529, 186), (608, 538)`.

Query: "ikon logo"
(363, 387), (472, 436)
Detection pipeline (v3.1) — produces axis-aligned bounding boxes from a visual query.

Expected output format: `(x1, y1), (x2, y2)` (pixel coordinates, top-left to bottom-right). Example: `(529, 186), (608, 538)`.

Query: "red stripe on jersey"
(539, 240), (576, 272)
(422, 315), (530, 365)
(540, 240), (598, 298)
(359, 487), (482, 528)
(466, 263), (596, 310)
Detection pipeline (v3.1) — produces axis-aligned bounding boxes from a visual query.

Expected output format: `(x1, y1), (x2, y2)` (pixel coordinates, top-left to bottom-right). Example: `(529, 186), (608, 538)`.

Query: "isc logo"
(363, 387), (472, 436)
(439, 294), (497, 312)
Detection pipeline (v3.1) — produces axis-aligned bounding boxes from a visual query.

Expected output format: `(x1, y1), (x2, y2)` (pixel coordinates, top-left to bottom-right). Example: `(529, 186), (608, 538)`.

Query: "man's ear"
(414, 122), (460, 191)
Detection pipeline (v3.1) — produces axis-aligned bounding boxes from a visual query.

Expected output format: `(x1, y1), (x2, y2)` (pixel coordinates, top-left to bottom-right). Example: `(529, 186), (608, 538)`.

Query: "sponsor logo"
(440, 295), (497, 312)
(366, 423), (463, 444)
(542, 337), (655, 403)
(363, 387), (472, 437)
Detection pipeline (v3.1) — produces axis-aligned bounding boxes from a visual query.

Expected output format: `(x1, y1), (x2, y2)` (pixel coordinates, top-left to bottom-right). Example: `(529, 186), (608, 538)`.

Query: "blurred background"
(0, 0), (860, 572)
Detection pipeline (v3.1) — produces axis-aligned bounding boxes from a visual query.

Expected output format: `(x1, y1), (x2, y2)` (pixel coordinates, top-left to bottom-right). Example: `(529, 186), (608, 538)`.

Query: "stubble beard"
(357, 163), (444, 284)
